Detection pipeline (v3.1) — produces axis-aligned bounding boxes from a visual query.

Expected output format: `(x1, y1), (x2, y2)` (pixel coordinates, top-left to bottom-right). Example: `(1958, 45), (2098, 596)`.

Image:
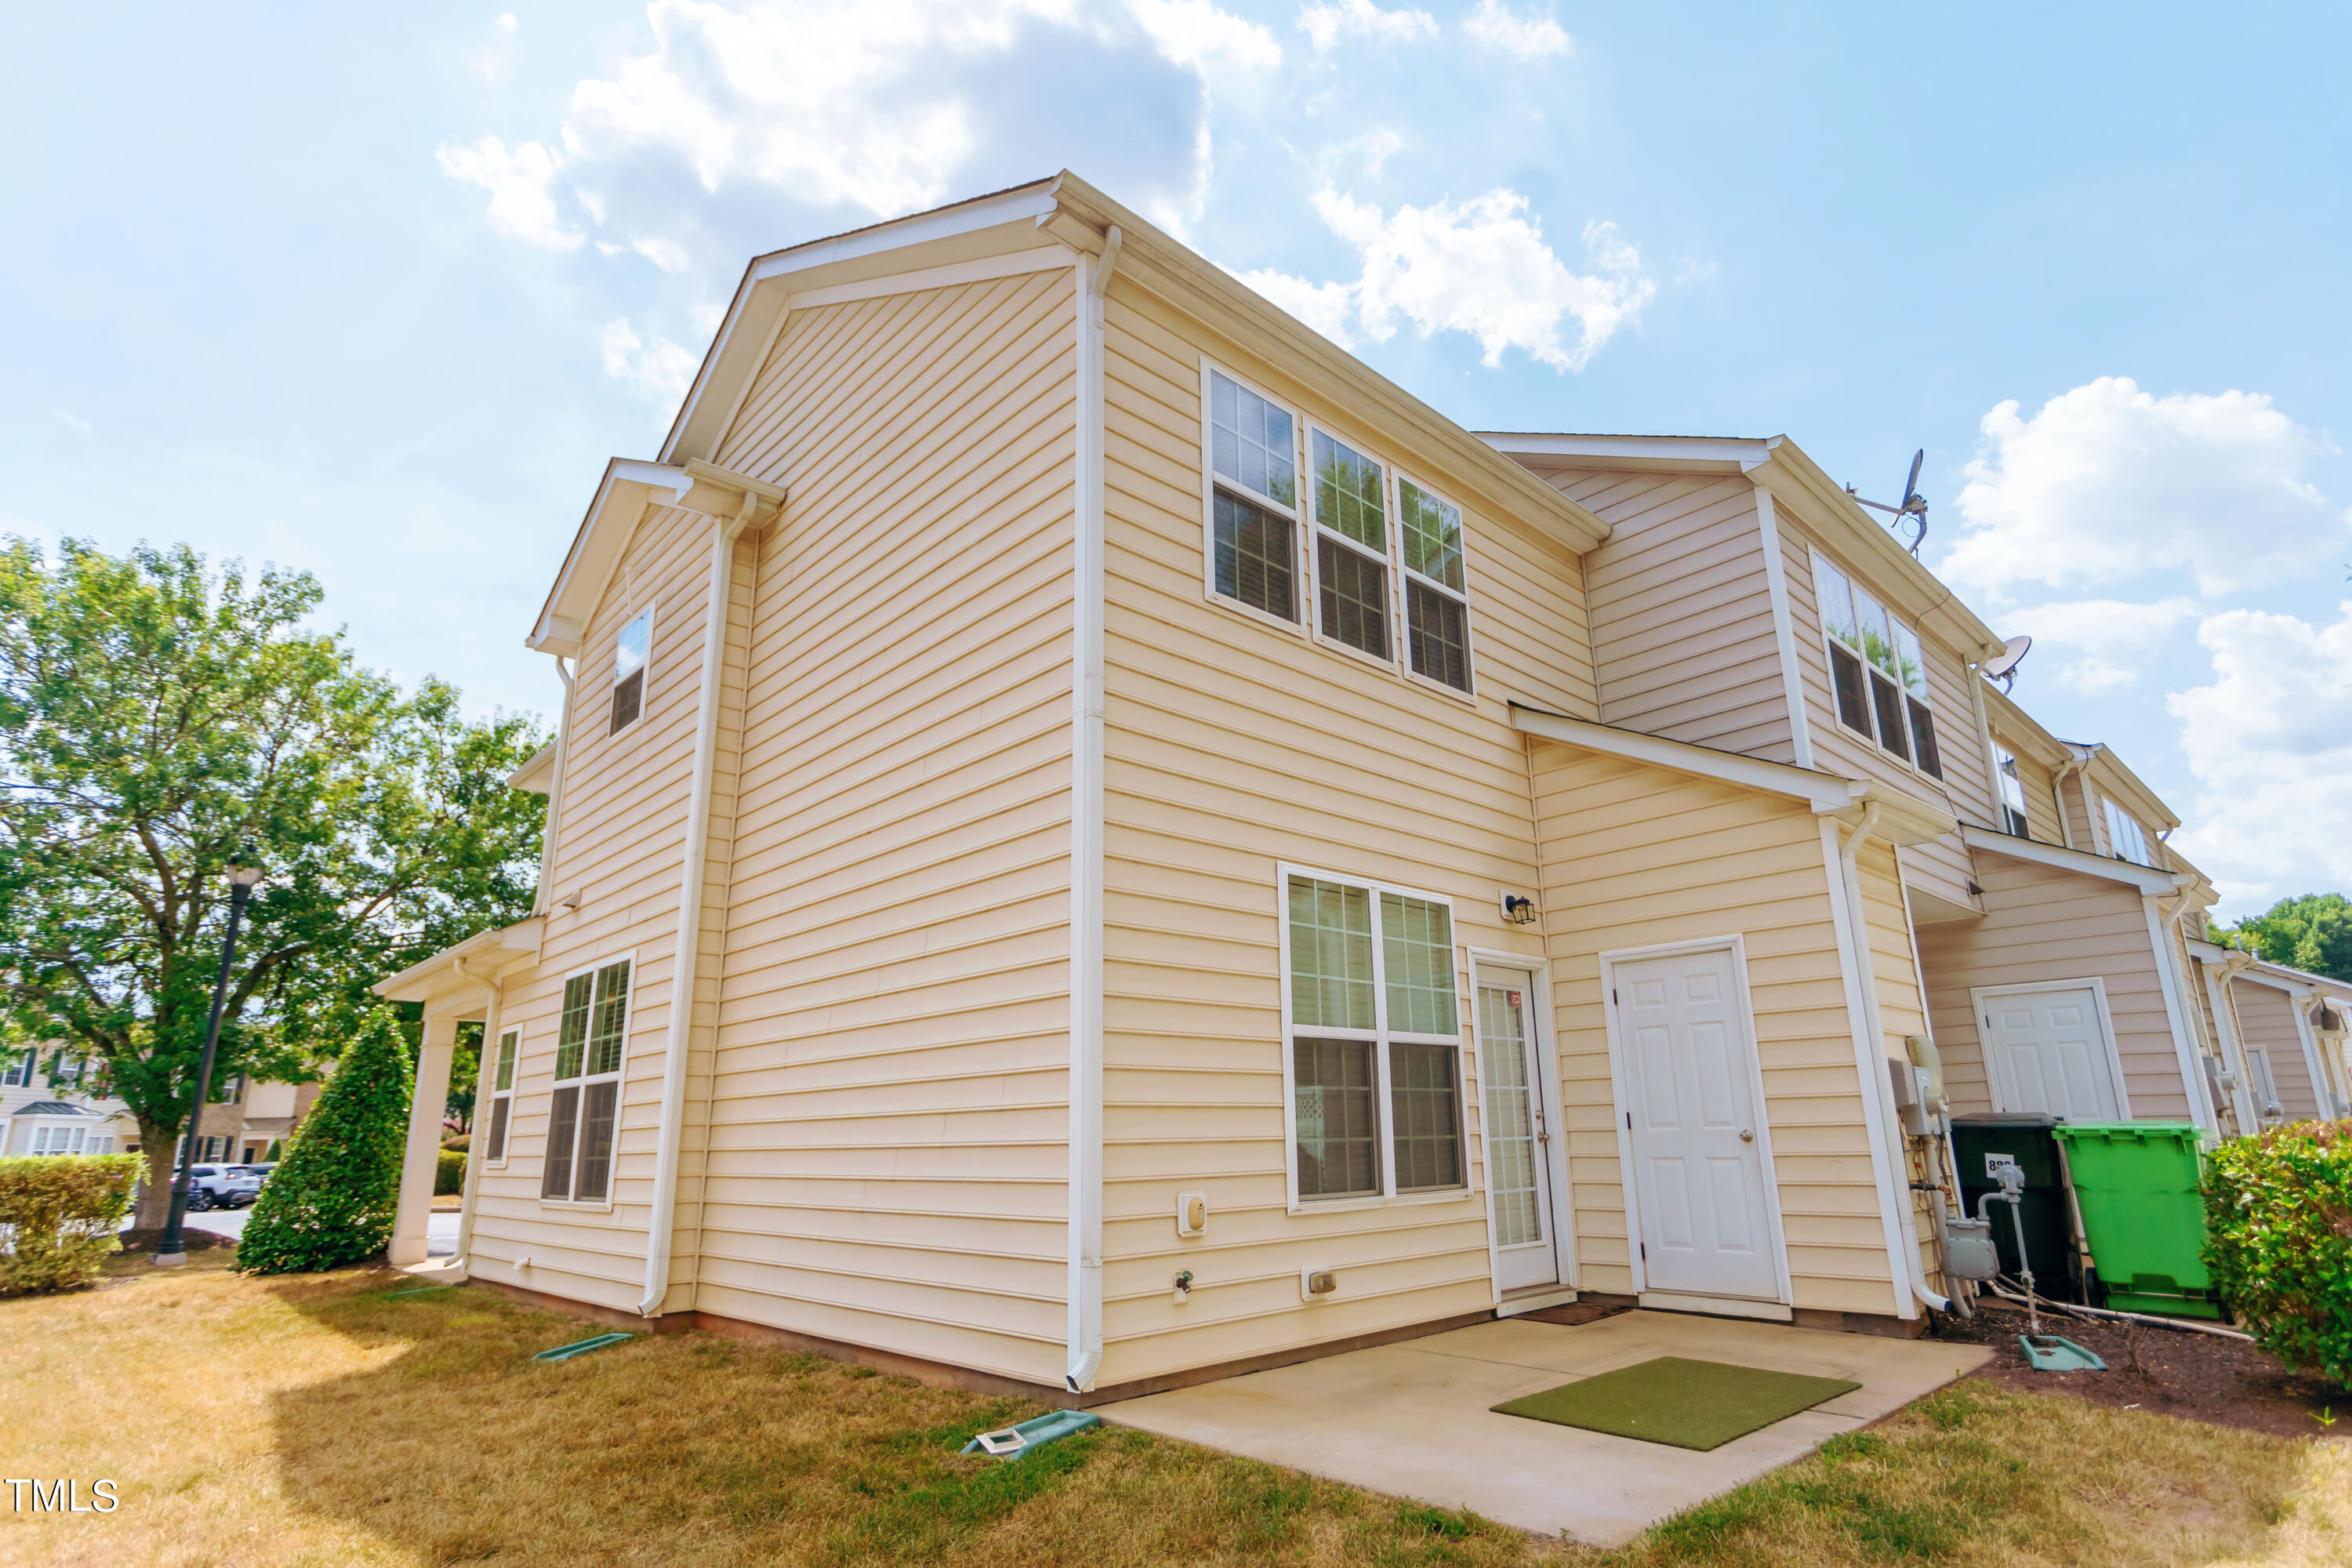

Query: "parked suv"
(185, 1164), (261, 1210)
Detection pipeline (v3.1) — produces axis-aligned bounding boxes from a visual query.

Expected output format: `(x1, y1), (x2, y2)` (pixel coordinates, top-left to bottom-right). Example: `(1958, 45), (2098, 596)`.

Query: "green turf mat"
(1492, 1356), (1860, 1450)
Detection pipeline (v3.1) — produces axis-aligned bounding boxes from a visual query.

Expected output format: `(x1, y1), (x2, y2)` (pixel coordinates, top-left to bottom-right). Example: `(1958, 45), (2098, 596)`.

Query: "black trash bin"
(1948, 1112), (2082, 1301)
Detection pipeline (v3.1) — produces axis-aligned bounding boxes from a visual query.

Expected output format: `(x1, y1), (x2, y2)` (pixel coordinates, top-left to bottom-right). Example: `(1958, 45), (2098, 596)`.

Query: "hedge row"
(0, 1155), (143, 1295)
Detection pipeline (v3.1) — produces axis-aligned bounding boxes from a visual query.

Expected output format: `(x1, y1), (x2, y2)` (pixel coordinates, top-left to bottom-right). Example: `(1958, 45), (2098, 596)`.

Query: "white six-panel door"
(1610, 944), (1780, 1301)
(1976, 982), (2123, 1121)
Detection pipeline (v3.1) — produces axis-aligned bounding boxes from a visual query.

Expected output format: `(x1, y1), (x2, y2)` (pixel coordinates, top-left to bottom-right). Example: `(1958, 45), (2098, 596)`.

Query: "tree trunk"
(132, 1121), (181, 1230)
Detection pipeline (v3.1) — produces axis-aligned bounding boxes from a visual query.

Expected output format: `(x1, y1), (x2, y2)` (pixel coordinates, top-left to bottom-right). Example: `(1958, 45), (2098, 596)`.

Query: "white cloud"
(1132, 0), (1282, 72)
(1462, 0), (1571, 56)
(471, 12), (521, 88)
(1239, 186), (1653, 372)
(2167, 602), (2352, 907)
(51, 409), (91, 435)
(1297, 0), (1436, 50)
(434, 135), (583, 250)
(600, 318), (700, 409)
(1942, 377), (2350, 598)
(1997, 597), (2198, 694)
(632, 234), (691, 273)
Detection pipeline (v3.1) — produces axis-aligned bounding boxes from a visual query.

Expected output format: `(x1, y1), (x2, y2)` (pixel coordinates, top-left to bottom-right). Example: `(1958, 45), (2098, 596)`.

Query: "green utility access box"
(2051, 1121), (2220, 1319)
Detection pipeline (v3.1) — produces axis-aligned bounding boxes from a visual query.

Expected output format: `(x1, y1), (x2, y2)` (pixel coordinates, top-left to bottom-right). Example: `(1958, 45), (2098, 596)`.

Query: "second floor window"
(1811, 554), (1941, 779)
(543, 959), (630, 1204)
(1208, 368), (1299, 622)
(2102, 797), (2157, 866)
(610, 608), (652, 735)
(485, 1029), (517, 1164)
(1994, 745), (2031, 837)
(1312, 429), (1391, 659)
(1399, 481), (1472, 691)
(2, 1048), (34, 1087)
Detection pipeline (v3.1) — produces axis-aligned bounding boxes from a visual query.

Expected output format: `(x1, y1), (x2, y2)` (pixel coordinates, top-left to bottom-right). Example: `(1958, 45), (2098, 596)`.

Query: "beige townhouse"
(2187, 939), (2352, 1127)
(372, 172), (2256, 1406)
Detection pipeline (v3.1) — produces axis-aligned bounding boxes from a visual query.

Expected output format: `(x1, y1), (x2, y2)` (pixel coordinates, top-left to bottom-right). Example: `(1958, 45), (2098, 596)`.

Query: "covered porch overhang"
(372, 919), (541, 1267)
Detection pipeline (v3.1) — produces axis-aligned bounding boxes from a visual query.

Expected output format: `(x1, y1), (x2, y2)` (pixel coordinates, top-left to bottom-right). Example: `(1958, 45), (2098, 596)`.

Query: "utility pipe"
(1065, 226), (1120, 1396)
(637, 496), (760, 1319)
(1836, 804), (1951, 1315)
(534, 658), (575, 918)
(1982, 1279), (2254, 1341)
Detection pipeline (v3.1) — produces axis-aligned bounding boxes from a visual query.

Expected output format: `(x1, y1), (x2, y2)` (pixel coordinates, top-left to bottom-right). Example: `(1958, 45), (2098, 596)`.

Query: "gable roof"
(13, 1102), (88, 1117)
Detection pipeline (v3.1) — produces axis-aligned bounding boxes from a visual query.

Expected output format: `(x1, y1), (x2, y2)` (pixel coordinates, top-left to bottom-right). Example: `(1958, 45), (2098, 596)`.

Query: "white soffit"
(1958, 825), (2183, 895)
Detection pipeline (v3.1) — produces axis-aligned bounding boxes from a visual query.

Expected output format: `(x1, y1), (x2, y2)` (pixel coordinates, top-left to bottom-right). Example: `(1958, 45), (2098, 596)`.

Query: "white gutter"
(2199, 953), (2262, 1132)
(2050, 752), (2093, 851)
(2141, 892), (2218, 1135)
(532, 658), (575, 919)
(1065, 226), (1118, 1395)
(637, 497), (760, 1319)
(1817, 804), (1937, 1316)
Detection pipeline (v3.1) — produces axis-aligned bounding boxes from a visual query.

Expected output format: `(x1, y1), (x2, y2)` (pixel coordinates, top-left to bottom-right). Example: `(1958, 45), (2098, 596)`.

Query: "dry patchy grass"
(0, 1265), (2339, 1567)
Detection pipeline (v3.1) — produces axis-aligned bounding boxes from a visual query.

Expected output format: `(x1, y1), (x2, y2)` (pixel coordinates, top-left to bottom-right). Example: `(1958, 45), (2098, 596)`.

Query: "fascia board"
(1980, 683), (2072, 768)
(1511, 702), (1856, 811)
(371, 919), (545, 1002)
(1960, 824), (2184, 895)
(658, 180), (1063, 465)
(1751, 444), (2005, 661)
(506, 741), (557, 795)
(1835, 783), (1961, 848)
(2233, 963), (2316, 996)
(529, 460), (688, 655)
(1047, 175), (1610, 557)
(2082, 748), (2180, 833)
(1478, 432), (1772, 474)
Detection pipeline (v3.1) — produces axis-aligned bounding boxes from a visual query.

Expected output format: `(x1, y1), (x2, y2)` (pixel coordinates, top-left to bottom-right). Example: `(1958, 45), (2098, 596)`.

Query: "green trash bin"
(2051, 1122), (2220, 1319)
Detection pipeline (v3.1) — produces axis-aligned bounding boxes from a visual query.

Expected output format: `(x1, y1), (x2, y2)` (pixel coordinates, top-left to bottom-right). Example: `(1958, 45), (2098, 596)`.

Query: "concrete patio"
(1100, 1309), (1996, 1545)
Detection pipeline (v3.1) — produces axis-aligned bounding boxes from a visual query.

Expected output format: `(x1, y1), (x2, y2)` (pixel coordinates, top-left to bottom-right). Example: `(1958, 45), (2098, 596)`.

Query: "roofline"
(1509, 702), (1958, 844)
(529, 459), (689, 655)
(506, 741), (557, 795)
(1959, 824), (2187, 895)
(372, 919), (543, 1005)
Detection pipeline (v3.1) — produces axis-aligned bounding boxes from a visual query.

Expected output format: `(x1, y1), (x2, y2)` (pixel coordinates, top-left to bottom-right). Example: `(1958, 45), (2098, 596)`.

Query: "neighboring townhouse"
(368, 172), (2278, 1407)
(2187, 939), (2352, 1125)
(1475, 435), (2228, 1142)
(0, 1045), (134, 1156)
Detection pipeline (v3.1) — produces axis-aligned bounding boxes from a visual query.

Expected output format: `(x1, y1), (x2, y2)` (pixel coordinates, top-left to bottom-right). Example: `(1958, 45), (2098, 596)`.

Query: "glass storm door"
(1478, 968), (1560, 1293)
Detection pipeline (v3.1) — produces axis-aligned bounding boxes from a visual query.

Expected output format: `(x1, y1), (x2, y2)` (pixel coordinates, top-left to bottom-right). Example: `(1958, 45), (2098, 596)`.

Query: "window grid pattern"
(1317, 536), (1389, 658)
(1398, 480), (1465, 590)
(1312, 431), (1386, 550)
(555, 974), (591, 1081)
(1213, 490), (1296, 621)
(1811, 553), (1941, 778)
(1285, 873), (1465, 1206)
(1479, 983), (1542, 1247)
(1406, 580), (1470, 691)
(546, 958), (630, 1203)
(1994, 746), (2032, 837)
(588, 962), (630, 1076)
(1209, 369), (1296, 509)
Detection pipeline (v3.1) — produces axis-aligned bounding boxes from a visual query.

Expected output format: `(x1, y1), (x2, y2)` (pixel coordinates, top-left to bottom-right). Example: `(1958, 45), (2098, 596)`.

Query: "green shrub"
(2205, 1120), (2352, 1387)
(435, 1148), (466, 1196)
(238, 1008), (413, 1275)
(0, 1154), (143, 1295)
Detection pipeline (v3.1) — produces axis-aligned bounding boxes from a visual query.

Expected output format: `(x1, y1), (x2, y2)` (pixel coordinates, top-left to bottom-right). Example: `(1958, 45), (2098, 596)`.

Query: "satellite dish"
(1982, 634), (2031, 690)
(1844, 448), (1930, 554)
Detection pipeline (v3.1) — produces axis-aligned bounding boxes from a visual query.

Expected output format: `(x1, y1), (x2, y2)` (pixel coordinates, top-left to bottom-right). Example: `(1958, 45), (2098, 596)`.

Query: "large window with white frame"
(1201, 361), (1477, 695)
(1809, 553), (1942, 777)
(609, 608), (652, 736)
(2, 1047), (34, 1087)
(484, 1028), (517, 1165)
(1206, 367), (1301, 624)
(2101, 796), (2158, 867)
(1283, 870), (1466, 1203)
(1993, 744), (2032, 837)
(542, 958), (630, 1204)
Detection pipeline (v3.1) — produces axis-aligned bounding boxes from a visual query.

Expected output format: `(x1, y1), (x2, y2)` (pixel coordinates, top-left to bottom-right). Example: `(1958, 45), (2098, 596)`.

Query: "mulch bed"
(117, 1227), (235, 1254)
(1931, 1297), (2344, 1439)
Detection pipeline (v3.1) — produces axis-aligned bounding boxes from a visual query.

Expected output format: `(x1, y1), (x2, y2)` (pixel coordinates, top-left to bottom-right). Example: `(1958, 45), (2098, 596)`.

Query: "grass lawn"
(2, 1254), (2343, 1566)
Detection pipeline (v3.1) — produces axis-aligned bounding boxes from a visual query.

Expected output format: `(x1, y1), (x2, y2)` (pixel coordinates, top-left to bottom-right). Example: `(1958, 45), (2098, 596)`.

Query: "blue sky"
(5, 2), (2349, 915)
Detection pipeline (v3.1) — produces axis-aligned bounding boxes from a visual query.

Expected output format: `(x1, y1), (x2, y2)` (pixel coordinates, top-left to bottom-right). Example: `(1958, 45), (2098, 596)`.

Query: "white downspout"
(1967, 662), (2002, 833)
(451, 957), (499, 1280)
(534, 658), (575, 917)
(2051, 753), (2092, 852)
(1066, 225), (1118, 1396)
(638, 499), (758, 1319)
(1831, 804), (1946, 1314)
(2141, 891), (2217, 1135)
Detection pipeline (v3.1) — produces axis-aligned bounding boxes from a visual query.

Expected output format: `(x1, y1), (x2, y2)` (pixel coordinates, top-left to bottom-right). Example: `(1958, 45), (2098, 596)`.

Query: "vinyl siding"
(1774, 514), (1987, 910)
(2231, 979), (2321, 1118)
(1529, 746), (1900, 1317)
(1093, 282), (1576, 1386)
(1535, 468), (1792, 760)
(1915, 852), (2190, 1118)
(468, 499), (720, 1312)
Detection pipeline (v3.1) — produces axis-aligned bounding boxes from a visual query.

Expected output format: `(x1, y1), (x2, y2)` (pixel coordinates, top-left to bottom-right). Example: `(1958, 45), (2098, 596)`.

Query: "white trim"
(2286, 981), (2337, 1118)
(746, 185), (1062, 289)
(786, 247), (1074, 311)
(1751, 485), (1814, 770)
(1595, 933), (1795, 1308)
(1302, 417), (1402, 672)
(532, 657), (574, 917)
(2140, 897), (2219, 1133)
(452, 990), (504, 1278)
(641, 503), (764, 1319)
(1807, 549), (1945, 785)
(1512, 704), (1860, 811)
(1468, 949), (1574, 1299)
(1391, 466), (1481, 703)
(1958, 825), (2183, 895)
(1197, 357), (1309, 638)
(1816, 818), (1922, 1319)
(1638, 1291), (1795, 1323)
(1969, 975), (2132, 1120)
(481, 1027), (519, 1170)
(1065, 239), (1113, 1394)
(539, 950), (637, 1209)
(1477, 432), (1773, 472)
(1276, 862), (1473, 1216)
(2198, 957), (2264, 1132)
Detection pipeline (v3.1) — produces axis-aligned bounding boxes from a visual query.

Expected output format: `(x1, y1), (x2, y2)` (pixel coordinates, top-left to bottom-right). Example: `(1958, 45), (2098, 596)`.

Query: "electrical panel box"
(1889, 1058), (1936, 1137)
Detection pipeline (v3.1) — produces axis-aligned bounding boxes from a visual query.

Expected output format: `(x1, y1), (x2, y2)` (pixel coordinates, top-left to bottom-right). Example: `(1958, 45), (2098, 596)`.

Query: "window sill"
(1830, 717), (1948, 793)
(1203, 582), (1310, 641)
(538, 1198), (615, 1214)
(1288, 1186), (1477, 1218)
(1401, 666), (1479, 710)
(1309, 624), (1409, 679)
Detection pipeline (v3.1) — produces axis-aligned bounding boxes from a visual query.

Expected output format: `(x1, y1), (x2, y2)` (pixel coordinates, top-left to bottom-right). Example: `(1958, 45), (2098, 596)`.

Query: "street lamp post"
(151, 848), (263, 1267)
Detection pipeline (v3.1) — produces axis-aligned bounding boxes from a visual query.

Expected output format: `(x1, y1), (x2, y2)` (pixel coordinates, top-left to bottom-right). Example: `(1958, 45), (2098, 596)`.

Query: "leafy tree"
(2223, 894), (2352, 982)
(0, 539), (544, 1227)
(237, 1008), (412, 1273)
(445, 1022), (482, 1134)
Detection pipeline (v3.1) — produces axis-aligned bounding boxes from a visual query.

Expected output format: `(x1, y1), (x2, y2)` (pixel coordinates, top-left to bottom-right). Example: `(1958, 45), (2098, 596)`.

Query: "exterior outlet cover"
(1301, 1265), (1336, 1301)
(1175, 1191), (1207, 1238)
